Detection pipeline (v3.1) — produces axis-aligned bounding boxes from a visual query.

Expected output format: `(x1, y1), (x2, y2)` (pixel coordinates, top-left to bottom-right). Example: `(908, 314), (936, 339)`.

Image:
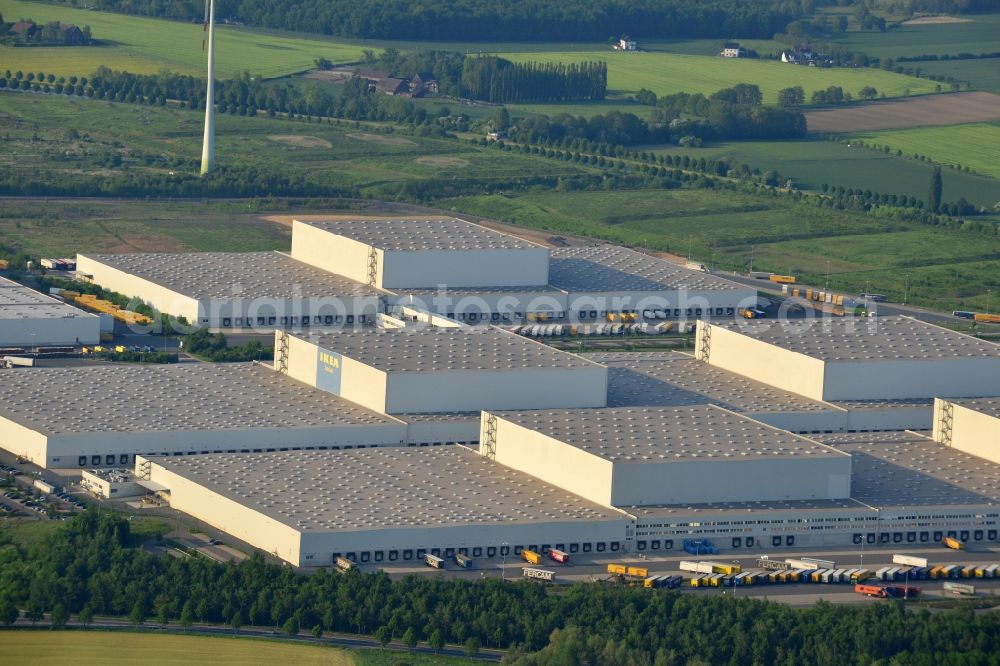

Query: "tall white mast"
(200, 0), (215, 176)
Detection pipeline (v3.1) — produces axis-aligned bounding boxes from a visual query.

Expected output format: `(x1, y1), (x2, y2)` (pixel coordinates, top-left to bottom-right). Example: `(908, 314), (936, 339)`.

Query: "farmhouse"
(409, 73), (439, 96)
(375, 77), (411, 96)
(8, 21), (38, 37)
(721, 46), (746, 58)
(58, 24), (84, 45)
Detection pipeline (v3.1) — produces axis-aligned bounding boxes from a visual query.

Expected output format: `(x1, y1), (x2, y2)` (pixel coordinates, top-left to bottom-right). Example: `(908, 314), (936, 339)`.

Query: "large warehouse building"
(274, 327), (608, 414)
(479, 405), (852, 506)
(290, 218), (550, 289)
(597, 351), (934, 432)
(138, 446), (630, 566)
(75, 252), (384, 330)
(549, 246), (757, 320)
(0, 363), (407, 468)
(0, 276), (100, 346)
(77, 217), (757, 330)
(696, 316), (1000, 400)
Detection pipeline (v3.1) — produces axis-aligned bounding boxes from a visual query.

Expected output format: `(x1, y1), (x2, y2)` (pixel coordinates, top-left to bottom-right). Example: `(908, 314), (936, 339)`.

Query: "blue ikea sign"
(315, 347), (343, 395)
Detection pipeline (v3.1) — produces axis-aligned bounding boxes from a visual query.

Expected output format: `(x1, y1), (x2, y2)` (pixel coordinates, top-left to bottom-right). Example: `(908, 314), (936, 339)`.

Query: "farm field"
(443, 189), (1000, 309)
(829, 13), (1000, 58)
(1, 631), (355, 665)
(917, 58), (1000, 93)
(849, 123), (1000, 179)
(644, 138), (1000, 207)
(0, 0), (368, 77)
(804, 91), (1000, 132)
(496, 50), (938, 104)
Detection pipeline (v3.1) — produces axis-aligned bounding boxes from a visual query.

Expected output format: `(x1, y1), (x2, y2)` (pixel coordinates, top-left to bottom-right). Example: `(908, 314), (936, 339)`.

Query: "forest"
(1, 511), (999, 665)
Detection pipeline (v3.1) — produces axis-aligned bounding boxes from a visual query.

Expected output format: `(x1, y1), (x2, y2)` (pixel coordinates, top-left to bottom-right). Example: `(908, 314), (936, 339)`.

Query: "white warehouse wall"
(567, 289), (756, 316)
(76, 254), (202, 324)
(610, 455), (852, 506)
(39, 423), (408, 469)
(823, 358), (1000, 400)
(483, 414), (615, 506)
(0, 416), (49, 467)
(698, 322), (827, 400)
(379, 248), (550, 289)
(936, 399), (1000, 464)
(290, 220), (381, 286)
(298, 519), (628, 567)
(142, 457), (304, 565)
(386, 366), (608, 413)
(0, 314), (100, 346)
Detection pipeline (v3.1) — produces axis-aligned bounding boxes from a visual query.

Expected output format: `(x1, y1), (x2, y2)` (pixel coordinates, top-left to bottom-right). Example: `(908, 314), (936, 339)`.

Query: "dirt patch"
(346, 132), (416, 147)
(415, 156), (471, 168)
(902, 15), (972, 24)
(267, 135), (332, 149)
(805, 92), (1000, 133)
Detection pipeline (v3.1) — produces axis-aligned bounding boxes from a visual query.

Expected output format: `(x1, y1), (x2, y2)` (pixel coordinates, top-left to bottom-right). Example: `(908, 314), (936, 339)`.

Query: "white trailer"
(679, 561), (716, 575)
(801, 557), (836, 569)
(1, 356), (34, 368)
(892, 554), (929, 568)
(785, 558), (820, 570)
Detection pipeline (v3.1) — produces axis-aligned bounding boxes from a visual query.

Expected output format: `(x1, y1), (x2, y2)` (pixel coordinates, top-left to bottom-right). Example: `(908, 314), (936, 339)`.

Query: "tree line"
(1, 510), (999, 665)
(461, 57), (606, 103)
(42, 0), (805, 41)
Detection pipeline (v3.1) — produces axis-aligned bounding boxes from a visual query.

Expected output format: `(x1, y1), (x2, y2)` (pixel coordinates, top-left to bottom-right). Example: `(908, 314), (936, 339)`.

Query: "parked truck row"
(510, 321), (696, 337)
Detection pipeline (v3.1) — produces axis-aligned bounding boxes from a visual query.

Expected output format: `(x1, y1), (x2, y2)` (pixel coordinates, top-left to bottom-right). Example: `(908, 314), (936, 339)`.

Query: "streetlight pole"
(501, 542), (508, 581)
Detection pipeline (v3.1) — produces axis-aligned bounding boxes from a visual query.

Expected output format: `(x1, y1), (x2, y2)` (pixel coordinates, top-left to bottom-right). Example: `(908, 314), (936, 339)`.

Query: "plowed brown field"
(805, 92), (1000, 133)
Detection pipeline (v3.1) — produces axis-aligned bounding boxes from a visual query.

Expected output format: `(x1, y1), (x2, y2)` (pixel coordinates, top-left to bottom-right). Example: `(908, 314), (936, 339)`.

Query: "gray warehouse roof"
(148, 446), (624, 532)
(949, 398), (1000, 419)
(0, 277), (97, 321)
(594, 351), (833, 413)
(712, 316), (1000, 362)
(549, 246), (746, 292)
(0, 363), (399, 435)
(295, 327), (602, 372)
(79, 252), (383, 300)
(492, 405), (849, 462)
(295, 218), (541, 252)
(813, 431), (1000, 507)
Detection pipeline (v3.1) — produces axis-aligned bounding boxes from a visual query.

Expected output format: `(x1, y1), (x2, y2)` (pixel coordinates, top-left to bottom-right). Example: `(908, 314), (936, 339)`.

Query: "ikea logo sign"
(315, 347), (343, 395)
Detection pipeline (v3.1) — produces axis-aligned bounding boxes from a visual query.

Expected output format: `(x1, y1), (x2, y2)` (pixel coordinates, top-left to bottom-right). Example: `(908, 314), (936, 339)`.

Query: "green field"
(497, 50), (938, 104)
(916, 58), (1000, 93)
(643, 137), (1000, 207)
(829, 14), (1000, 58)
(849, 123), (1000, 179)
(0, 0), (367, 77)
(1, 631), (355, 665)
(444, 189), (1000, 309)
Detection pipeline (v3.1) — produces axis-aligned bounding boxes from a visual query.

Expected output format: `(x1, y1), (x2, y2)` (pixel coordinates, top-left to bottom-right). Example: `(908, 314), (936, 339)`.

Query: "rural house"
(409, 73), (439, 96)
(8, 21), (38, 37)
(720, 46), (746, 58)
(58, 24), (84, 45)
(375, 77), (411, 96)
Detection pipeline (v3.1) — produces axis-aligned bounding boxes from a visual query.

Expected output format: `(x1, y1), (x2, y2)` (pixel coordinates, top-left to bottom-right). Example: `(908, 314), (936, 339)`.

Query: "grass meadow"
(828, 13), (1000, 59)
(0, 0), (368, 77)
(496, 50), (939, 104)
(849, 123), (1000, 179)
(1, 631), (355, 665)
